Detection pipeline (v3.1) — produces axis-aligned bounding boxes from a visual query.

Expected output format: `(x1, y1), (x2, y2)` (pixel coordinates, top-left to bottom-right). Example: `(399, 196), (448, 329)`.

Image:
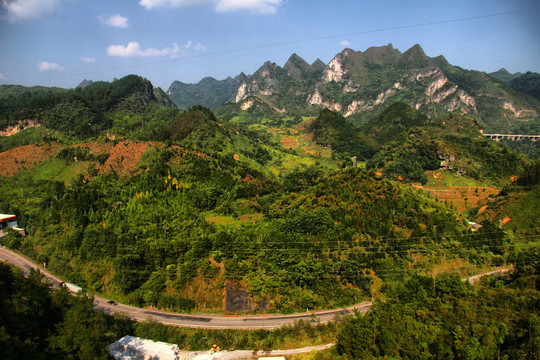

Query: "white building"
(0, 214), (24, 237)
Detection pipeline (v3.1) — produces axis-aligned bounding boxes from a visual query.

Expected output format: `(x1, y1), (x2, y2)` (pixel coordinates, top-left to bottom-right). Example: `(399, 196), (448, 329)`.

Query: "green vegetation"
(0, 72), (538, 358)
(3, 249), (539, 359)
(488, 68), (522, 84)
(336, 247), (540, 360)
(367, 112), (529, 185)
(167, 76), (238, 110)
(0, 261), (340, 359)
(0, 75), (176, 139)
(1, 103), (535, 313)
(0, 155), (527, 313)
(309, 109), (378, 160)
(0, 262), (119, 359)
(363, 102), (430, 144)
(502, 138), (540, 160)
(510, 71), (540, 100)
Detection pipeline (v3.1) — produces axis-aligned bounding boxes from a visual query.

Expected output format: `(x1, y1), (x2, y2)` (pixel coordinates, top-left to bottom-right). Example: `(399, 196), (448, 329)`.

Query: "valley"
(0, 48), (538, 359)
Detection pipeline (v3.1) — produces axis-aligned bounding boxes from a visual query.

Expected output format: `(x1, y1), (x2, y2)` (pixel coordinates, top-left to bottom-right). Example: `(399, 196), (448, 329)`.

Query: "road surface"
(0, 246), (511, 330)
(0, 246), (369, 329)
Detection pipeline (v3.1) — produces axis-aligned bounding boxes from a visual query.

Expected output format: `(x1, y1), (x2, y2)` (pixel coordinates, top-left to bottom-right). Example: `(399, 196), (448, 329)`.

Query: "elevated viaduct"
(483, 134), (539, 141)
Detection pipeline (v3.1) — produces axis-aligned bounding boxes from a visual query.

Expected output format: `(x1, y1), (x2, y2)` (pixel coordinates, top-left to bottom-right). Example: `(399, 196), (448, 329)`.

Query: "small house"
(0, 214), (25, 237)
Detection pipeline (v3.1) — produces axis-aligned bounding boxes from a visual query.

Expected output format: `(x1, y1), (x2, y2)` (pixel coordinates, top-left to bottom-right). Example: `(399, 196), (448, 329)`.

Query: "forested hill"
(365, 108), (529, 185)
(0, 98), (537, 315)
(0, 154), (472, 313)
(0, 75), (175, 139)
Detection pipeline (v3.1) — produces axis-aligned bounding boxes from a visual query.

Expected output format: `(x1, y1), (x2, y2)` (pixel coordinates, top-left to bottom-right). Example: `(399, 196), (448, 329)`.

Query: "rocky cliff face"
(230, 44), (540, 133)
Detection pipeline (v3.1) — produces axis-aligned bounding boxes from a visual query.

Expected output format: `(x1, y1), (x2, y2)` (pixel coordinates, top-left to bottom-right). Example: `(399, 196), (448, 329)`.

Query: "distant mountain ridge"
(488, 68), (523, 83)
(76, 79), (94, 89)
(167, 76), (238, 110)
(171, 44), (539, 134)
(509, 72), (540, 100)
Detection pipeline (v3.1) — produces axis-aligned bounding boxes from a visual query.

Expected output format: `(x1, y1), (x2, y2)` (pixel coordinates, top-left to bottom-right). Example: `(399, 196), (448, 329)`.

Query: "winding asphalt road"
(0, 246), (511, 330)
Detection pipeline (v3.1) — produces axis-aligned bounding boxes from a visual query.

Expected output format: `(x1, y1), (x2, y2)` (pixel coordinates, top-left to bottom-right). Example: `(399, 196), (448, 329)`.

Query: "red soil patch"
(300, 133), (319, 155)
(478, 205), (488, 214)
(1, 139), (215, 180)
(243, 174), (259, 183)
(238, 213), (263, 224)
(280, 136), (299, 149)
(0, 143), (62, 177)
(102, 141), (151, 175)
(84, 140), (156, 176)
(420, 186), (499, 213)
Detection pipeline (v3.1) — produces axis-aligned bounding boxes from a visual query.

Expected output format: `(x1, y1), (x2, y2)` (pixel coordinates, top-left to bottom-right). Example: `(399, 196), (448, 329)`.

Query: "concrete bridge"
(483, 134), (540, 141)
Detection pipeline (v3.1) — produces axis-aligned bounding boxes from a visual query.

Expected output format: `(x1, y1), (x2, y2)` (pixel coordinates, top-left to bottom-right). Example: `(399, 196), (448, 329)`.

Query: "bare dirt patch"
(0, 120), (40, 136)
(85, 140), (156, 176)
(0, 142), (62, 177)
(280, 136), (300, 149)
(419, 186), (499, 213)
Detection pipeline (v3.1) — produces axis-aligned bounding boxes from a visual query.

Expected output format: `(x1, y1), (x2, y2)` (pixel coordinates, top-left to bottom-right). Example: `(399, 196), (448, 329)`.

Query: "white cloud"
(215, 0), (282, 14)
(194, 43), (207, 51)
(98, 14), (129, 29)
(139, 0), (211, 9)
(107, 41), (180, 57)
(80, 57), (96, 63)
(38, 61), (65, 72)
(139, 0), (282, 14)
(0, 72), (7, 80)
(340, 40), (351, 47)
(182, 40), (207, 51)
(2, 0), (62, 22)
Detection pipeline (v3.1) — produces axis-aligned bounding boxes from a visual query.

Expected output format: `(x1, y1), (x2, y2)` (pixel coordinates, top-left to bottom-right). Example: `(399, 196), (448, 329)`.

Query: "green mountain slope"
(308, 109), (378, 160)
(0, 75), (176, 139)
(363, 102), (430, 144)
(167, 76), (238, 110)
(0, 147), (479, 313)
(367, 111), (529, 185)
(1, 119), (532, 315)
(489, 69), (540, 101)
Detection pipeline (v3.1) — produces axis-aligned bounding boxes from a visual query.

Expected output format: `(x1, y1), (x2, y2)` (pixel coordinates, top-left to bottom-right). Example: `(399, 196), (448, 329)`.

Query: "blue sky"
(0, 0), (539, 90)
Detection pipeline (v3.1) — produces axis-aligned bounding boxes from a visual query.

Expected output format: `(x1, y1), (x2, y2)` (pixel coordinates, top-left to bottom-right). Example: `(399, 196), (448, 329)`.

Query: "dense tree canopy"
(337, 257), (540, 360)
